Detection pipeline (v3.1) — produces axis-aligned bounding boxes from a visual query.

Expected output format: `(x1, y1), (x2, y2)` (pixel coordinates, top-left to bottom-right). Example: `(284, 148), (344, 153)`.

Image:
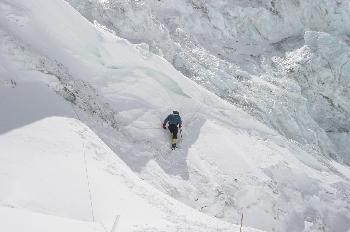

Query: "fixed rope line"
(82, 143), (96, 222)
(82, 141), (120, 232)
(71, 103), (81, 121)
(72, 103), (119, 230)
(131, 126), (161, 130)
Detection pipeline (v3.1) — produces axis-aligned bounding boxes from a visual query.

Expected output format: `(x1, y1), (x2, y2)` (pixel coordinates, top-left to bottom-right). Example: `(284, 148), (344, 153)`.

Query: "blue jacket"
(164, 114), (182, 127)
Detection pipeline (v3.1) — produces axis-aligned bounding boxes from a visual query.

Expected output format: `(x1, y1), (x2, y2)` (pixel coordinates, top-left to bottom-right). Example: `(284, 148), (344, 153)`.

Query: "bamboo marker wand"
(240, 213), (244, 232)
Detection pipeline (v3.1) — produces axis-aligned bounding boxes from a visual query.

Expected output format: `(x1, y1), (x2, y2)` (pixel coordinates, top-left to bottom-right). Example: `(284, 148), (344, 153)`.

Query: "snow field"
(0, 117), (262, 232)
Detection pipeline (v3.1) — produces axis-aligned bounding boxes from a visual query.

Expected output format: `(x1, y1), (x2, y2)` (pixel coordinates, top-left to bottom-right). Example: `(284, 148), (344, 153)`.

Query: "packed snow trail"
(0, 0), (350, 231)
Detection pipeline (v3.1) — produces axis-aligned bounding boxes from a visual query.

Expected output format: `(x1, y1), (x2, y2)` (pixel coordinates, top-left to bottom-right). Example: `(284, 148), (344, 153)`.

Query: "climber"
(163, 111), (182, 149)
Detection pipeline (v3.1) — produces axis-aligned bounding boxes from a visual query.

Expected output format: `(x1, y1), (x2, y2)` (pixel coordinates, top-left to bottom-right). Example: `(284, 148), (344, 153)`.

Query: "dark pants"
(168, 124), (178, 139)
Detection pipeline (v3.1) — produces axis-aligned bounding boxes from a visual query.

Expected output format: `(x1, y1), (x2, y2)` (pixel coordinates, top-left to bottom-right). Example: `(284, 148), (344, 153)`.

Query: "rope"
(82, 143), (95, 222)
(130, 126), (161, 130)
(72, 102), (119, 230)
(82, 140), (120, 232)
(71, 103), (81, 121)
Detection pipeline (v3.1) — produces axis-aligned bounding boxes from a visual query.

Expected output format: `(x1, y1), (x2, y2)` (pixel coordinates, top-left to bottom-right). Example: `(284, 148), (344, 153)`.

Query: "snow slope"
(0, 0), (350, 232)
(0, 117), (259, 232)
(67, 0), (350, 163)
(0, 206), (102, 232)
